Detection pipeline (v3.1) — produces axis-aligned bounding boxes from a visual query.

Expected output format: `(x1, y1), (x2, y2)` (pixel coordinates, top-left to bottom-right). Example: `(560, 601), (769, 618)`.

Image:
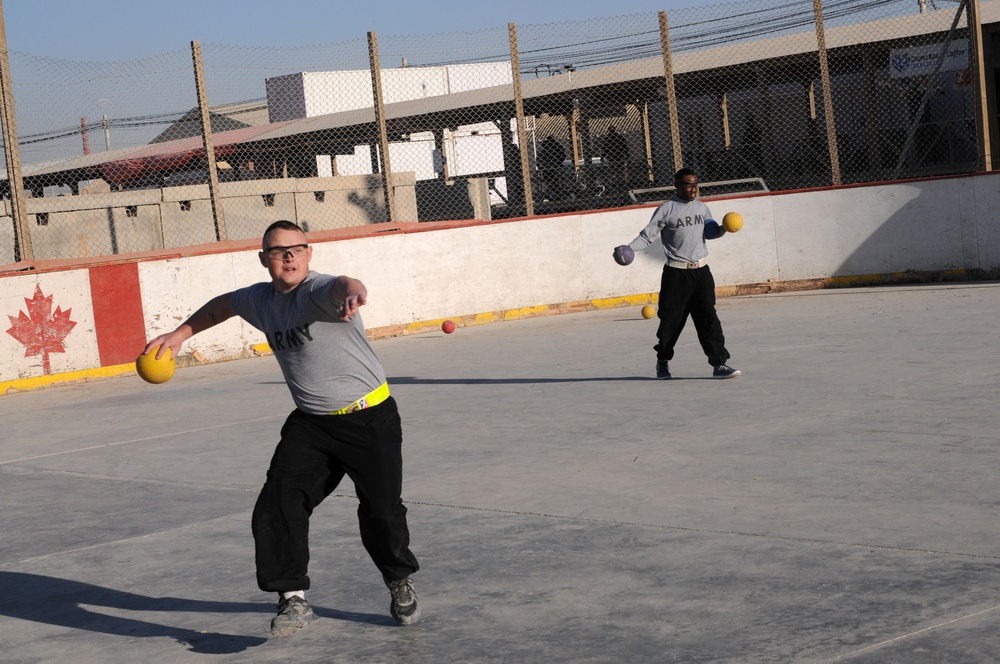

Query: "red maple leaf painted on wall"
(6, 285), (77, 375)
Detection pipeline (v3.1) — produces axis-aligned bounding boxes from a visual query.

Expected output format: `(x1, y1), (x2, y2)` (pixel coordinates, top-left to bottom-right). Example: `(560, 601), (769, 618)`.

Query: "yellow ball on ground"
(136, 346), (176, 384)
(641, 304), (656, 319)
(722, 212), (743, 233)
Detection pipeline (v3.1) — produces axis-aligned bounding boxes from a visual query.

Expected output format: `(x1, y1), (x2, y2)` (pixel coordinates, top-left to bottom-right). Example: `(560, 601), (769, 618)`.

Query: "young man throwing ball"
(144, 220), (420, 637)
(613, 168), (740, 380)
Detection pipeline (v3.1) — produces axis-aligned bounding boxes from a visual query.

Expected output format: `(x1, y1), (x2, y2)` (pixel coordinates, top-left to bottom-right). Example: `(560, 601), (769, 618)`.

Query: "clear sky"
(4, 0), (692, 61)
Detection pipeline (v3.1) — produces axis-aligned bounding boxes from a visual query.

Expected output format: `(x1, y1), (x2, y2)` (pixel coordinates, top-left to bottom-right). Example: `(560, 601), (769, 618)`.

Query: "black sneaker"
(270, 595), (317, 638)
(656, 360), (671, 380)
(386, 577), (420, 625)
(712, 364), (741, 379)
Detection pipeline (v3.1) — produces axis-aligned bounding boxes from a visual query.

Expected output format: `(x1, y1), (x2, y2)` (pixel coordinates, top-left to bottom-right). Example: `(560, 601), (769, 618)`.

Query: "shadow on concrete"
(346, 174), (389, 224)
(389, 375), (653, 385)
(312, 605), (397, 626)
(832, 182), (983, 280)
(0, 572), (270, 655)
(415, 180), (474, 221)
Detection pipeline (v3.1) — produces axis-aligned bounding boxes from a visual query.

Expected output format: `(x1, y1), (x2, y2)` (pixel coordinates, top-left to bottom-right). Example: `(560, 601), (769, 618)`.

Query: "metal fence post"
(967, 0), (992, 171)
(508, 23), (534, 217)
(720, 92), (731, 149)
(641, 101), (655, 183)
(658, 11), (684, 173)
(892, 2), (967, 179)
(0, 0), (31, 263)
(191, 40), (227, 241)
(812, 0), (842, 185)
(367, 32), (396, 223)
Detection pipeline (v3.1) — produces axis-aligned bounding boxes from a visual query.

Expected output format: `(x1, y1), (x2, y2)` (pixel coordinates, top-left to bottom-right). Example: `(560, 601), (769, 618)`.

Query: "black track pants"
(251, 397), (419, 593)
(654, 265), (731, 366)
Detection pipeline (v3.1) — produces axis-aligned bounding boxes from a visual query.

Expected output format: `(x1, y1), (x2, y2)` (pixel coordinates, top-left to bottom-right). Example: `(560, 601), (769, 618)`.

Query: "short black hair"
(262, 220), (304, 249)
(674, 167), (698, 182)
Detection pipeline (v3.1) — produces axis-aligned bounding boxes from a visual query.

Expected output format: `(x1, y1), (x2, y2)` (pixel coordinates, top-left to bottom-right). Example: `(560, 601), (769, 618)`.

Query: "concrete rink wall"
(2, 170), (1000, 390)
(1, 282), (1000, 662)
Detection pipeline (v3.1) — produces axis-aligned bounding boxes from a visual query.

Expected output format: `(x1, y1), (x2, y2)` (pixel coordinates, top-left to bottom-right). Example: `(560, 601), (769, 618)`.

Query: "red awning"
(97, 122), (292, 185)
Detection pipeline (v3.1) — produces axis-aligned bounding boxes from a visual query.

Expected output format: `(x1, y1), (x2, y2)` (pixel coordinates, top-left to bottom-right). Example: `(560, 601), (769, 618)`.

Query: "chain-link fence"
(1, 49), (200, 264)
(0, 0), (988, 269)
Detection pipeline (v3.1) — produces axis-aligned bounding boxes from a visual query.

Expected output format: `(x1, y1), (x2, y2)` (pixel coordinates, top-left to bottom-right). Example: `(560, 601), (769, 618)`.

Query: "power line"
(6, 99), (268, 146)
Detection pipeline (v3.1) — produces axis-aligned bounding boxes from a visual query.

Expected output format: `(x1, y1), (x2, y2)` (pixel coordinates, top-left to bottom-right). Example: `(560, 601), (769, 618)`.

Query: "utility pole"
(102, 113), (111, 151)
(80, 117), (90, 155)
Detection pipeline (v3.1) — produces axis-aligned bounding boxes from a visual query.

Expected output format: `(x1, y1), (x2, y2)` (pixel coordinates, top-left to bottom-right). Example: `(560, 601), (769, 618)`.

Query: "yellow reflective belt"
(329, 382), (390, 415)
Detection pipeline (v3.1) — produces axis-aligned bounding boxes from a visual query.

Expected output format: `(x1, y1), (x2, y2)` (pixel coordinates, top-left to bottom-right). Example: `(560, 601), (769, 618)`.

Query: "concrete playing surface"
(3, 282), (1000, 663)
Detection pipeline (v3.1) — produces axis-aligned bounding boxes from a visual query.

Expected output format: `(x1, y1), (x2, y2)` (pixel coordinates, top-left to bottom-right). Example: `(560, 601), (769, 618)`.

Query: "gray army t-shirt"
(628, 196), (714, 264)
(230, 271), (387, 415)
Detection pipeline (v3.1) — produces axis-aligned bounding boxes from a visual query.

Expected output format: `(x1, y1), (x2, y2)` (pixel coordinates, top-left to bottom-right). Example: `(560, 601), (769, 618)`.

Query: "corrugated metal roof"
(244, 3), (982, 142)
(24, 2), (994, 180)
(28, 121), (294, 181)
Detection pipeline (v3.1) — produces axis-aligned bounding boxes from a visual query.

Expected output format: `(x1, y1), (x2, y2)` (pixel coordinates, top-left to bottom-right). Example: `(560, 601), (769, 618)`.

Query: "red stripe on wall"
(89, 263), (147, 367)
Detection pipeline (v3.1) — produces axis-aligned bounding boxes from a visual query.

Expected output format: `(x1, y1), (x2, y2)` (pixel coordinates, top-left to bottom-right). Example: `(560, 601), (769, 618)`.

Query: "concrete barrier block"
(108, 206), (164, 254)
(161, 199), (220, 249)
(0, 215), (14, 265)
(28, 208), (114, 261)
(220, 178), (299, 197)
(392, 179), (418, 222)
(220, 192), (297, 241)
(162, 184), (210, 203)
(294, 186), (381, 231)
(25, 189), (162, 213)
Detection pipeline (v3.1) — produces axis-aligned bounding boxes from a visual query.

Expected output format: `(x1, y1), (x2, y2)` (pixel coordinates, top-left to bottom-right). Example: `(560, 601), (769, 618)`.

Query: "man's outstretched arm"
(143, 293), (236, 359)
(332, 276), (368, 321)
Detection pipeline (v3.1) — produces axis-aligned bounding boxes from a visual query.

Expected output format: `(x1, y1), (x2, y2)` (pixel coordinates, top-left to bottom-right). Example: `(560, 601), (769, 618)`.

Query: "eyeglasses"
(264, 244), (308, 259)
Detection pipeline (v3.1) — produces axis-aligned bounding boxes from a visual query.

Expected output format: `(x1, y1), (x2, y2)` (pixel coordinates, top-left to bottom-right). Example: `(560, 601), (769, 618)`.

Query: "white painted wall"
(446, 62), (513, 93)
(3, 172), (1000, 384)
(267, 63), (512, 120)
(770, 179), (975, 280)
(0, 270), (100, 378)
(138, 253), (261, 364)
(131, 171), (1000, 338)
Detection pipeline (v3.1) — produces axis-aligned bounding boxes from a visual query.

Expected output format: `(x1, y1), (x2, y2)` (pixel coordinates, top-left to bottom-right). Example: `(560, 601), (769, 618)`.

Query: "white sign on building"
(889, 39), (968, 79)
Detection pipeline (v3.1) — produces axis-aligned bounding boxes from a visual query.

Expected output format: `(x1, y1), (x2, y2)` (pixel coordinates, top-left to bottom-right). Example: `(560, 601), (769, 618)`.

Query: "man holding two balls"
(614, 167), (741, 380)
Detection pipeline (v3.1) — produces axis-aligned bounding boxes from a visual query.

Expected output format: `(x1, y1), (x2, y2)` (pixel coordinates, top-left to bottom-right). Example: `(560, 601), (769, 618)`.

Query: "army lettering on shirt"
(266, 325), (314, 352)
(627, 196), (714, 265)
(667, 214), (706, 229)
